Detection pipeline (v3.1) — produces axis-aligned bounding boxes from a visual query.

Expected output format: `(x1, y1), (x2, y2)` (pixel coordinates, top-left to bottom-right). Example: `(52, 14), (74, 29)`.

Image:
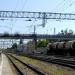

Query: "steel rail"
(6, 55), (24, 75)
(23, 54), (75, 69)
(7, 54), (46, 75)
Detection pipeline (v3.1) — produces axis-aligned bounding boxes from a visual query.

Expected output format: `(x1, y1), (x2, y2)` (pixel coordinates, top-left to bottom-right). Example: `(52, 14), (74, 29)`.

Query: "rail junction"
(1, 11), (75, 75)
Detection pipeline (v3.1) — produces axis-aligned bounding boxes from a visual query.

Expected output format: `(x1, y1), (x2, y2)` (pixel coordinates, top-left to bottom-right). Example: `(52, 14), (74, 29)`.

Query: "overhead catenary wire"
(56, 0), (75, 13)
(21, 0), (28, 11)
(11, 0), (28, 32)
(50, 0), (67, 22)
(9, 0), (19, 34)
(63, 0), (75, 13)
(7, 0), (20, 48)
(50, 0), (75, 21)
(14, 0), (19, 11)
(51, 0), (66, 12)
(51, 0), (75, 13)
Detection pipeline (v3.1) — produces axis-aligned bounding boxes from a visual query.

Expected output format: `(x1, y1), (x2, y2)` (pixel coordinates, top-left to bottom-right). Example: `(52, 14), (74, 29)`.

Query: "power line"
(12, 0), (28, 25)
(8, 0), (19, 35)
(14, 0), (19, 10)
(55, 0), (75, 13)
(51, 0), (74, 13)
(51, 0), (66, 12)
(50, 0), (67, 22)
(50, 0), (75, 21)
(63, 0), (75, 12)
(21, 0), (28, 11)
(68, 0), (75, 6)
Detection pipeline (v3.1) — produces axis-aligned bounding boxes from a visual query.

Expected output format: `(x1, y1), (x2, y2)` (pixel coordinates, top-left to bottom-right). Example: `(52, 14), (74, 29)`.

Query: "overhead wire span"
(10, 0), (28, 33)
(51, 0), (66, 12)
(9, 0), (20, 34)
(50, 0), (75, 21)
(64, 0), (75, 13)
(51, 0), (74, 13)
(8, 0), (20, 47)
(21, 0), (28, 11)
(50, 0), (67, 22)
(15, 0), (19, 10)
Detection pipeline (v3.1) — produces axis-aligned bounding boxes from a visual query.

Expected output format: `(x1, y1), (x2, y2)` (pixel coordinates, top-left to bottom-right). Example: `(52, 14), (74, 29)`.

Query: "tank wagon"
(47, 41), (75, 56)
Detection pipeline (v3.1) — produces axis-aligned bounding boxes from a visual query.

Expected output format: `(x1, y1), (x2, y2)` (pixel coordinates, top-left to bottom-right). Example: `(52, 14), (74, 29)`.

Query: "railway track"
(6, 54), (46, 75)
(22, 54), (75, 69)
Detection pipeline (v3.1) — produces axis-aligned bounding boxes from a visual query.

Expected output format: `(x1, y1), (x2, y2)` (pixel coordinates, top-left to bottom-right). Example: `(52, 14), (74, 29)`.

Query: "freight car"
(47, 41), (75, 56)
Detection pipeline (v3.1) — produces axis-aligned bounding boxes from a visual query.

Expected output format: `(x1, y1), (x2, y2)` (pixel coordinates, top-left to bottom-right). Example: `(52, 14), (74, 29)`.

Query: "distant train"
(47, 41), (75, 56)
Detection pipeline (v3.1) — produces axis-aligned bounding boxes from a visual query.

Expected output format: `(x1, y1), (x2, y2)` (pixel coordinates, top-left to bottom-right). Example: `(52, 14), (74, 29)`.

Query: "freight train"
(47, 41), (75, 56)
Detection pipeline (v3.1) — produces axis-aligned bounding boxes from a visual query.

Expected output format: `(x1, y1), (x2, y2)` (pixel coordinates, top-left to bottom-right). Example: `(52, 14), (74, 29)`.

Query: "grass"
(8, 55), (38, 75)
(13, 54), (75, 75)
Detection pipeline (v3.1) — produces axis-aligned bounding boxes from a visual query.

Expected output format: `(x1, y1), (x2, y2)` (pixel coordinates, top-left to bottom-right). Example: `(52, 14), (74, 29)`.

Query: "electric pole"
(54, 28), (56, 35)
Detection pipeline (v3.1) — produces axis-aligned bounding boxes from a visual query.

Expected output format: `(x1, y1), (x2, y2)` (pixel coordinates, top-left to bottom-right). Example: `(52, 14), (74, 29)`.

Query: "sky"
(0, 0), (75, 35)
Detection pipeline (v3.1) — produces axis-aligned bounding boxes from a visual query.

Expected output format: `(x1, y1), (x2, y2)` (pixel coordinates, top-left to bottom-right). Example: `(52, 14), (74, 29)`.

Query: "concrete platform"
(0, 53), (15, 75)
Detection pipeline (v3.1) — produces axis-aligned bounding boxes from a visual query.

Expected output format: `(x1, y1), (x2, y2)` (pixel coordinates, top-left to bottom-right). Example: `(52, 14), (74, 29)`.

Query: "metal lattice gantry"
(0, 11), (75, 19)
(0, 11), (75, 27)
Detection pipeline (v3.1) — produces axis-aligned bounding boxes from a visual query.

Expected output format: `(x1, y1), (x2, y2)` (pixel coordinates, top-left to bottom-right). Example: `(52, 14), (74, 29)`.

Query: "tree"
(11, 43), (17, 49)
(68, 29), (73, 35)
(37, 40), (48, 48)
(61, 30), (64, 35)
(58, 29), (74, 35)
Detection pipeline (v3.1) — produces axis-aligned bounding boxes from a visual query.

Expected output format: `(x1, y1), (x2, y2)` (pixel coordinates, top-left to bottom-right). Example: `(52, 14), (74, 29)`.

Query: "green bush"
(37, 40), (48, 48)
